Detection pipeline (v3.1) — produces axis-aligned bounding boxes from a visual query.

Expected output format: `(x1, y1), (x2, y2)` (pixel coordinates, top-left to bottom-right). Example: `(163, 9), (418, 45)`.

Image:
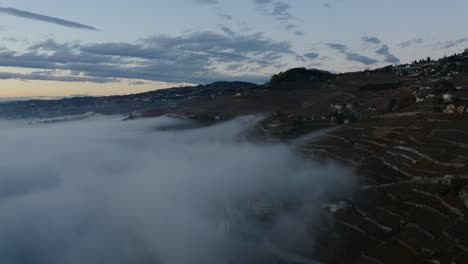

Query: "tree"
(269, 68), (335, 85)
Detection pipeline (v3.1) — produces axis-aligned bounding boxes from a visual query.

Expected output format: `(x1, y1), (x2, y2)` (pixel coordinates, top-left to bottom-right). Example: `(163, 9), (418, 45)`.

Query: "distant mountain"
(204, 81), (258, 90)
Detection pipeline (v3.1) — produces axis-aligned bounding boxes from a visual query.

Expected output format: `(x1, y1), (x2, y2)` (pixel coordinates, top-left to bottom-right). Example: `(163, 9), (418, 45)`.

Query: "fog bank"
(0, 116), (355, 264)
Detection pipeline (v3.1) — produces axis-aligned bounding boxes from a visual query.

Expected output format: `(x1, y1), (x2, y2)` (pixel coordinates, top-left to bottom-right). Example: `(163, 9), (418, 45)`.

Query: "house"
(446, 104), (456, 114)
(443, 93), (455, 103)
(441, 175), (453, 185)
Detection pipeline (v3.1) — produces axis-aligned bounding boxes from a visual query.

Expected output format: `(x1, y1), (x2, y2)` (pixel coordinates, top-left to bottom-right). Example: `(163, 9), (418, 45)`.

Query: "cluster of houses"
(394, 58), (464, 82)
(413, 86), (437, 103)
(267, 104), (359, 127)
(413, 84), (468, 114)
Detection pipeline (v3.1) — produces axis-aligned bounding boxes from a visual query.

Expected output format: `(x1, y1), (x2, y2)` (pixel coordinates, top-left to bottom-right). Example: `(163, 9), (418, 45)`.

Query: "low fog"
(0, 115), (355, 264)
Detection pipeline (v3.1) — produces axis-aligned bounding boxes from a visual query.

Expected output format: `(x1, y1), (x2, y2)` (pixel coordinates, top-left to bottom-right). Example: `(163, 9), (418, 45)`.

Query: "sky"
(0, 0), (467, 98)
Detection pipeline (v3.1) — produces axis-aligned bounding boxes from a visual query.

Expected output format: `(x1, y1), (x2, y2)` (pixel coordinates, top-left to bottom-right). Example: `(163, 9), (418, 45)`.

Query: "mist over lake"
(0, 116), (354, 264)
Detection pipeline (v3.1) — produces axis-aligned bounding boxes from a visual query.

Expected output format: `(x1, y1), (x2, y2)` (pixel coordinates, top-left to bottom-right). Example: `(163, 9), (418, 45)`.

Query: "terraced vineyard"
(303, 113), (468, 264)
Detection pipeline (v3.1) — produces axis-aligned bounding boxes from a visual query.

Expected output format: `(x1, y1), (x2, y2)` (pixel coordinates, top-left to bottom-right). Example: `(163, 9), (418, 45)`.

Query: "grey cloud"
(218, 13), (233, 20)
(375, 44), (400, 64)
(361, 36), (382, 45)
(0, 30), (294, 84)
(304, 52), (319, 60)
(328, 41), (395, 65)
(285, 24), (304, 36)
(345, 52), (379, 65)
(271, 1), (292, 21)
(218, 24), (235, 36)
(399, 38), (424, 48)
(439, 38), (467, 49)
(326, 43), (348, 53)
(295, 55), (307, 62)
(0, 7), (97, 30)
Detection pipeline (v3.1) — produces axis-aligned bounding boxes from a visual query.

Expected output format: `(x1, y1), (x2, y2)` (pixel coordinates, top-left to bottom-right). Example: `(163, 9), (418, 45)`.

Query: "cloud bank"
(0, 30), (294, 84)
(0, 116), (355, 264)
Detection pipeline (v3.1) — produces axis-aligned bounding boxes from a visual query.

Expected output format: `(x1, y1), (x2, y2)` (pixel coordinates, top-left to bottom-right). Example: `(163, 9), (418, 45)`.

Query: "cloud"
(0, 71), (117, 83)
(253, 1), (303, 36)
(361, 36), (382, 45)
(270, 1), (292, 21)
(345, 52), (379, 65)
(360, 36), (399, 64)
(322, 0), (343, 9)
(375, 44), (400, 64)
(399, 38), (424, 48)
(327, 40), (396, 65)
(0, 115), (355, 264)
(218, 24), (235, 36)
(225, 63), (245, 71)
(218, 13), (233, 20)
(0, 7), (97, 30)
(0, 37), (19, 43)
(193, 0), (218, 4)
(0, 30), (294, 84)
(326, 43), (348, 53)
(253, 0), (274, 4)
(438, 38), (467, 49)
(304, 52), (319, 60)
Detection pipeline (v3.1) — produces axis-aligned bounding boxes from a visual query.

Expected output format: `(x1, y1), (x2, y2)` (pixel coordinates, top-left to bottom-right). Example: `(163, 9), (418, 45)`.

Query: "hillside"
(0, 81), (257, 119)
(139, 50), (468, 264)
